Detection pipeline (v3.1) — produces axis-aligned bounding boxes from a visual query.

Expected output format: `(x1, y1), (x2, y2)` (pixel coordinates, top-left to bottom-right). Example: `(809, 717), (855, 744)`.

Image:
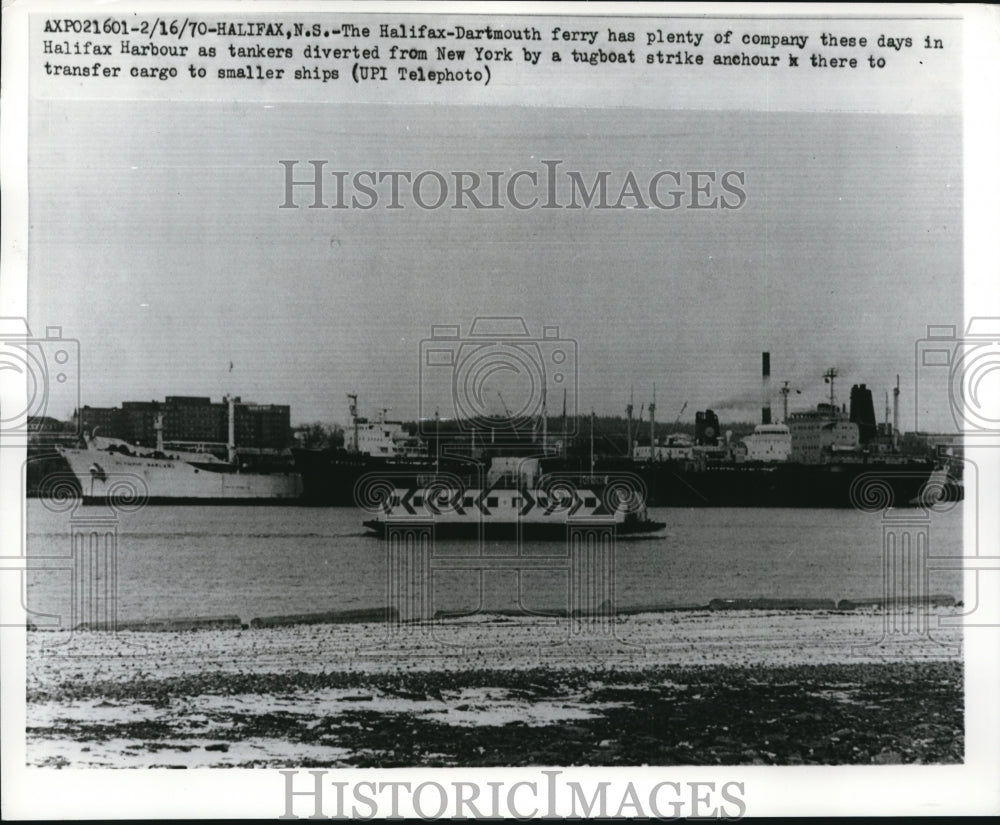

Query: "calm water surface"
(25, 502), (964, 624)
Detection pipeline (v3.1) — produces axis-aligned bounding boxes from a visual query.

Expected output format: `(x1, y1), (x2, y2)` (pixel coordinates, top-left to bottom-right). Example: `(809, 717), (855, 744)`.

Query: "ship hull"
(296, 449), (941, 509)
(294, 448), (439, 506)
(362, 519), (666, 540)
(55, 446), (303, 503)
(634, 460), (939, 508)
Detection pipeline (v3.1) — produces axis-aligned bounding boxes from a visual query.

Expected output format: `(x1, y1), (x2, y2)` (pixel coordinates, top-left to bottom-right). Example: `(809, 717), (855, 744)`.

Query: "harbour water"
(25, 501), (964, 626)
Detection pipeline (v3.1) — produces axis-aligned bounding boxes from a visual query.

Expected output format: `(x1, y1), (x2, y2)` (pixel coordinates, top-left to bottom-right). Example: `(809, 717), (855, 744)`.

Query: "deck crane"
(672, 401), (688, 429)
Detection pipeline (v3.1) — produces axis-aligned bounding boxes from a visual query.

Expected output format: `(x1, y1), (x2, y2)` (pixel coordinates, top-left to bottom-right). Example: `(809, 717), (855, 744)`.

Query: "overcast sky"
(29, 101), (961, 429)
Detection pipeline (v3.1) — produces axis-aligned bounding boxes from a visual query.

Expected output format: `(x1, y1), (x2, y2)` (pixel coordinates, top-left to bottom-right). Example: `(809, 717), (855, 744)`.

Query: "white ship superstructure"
(347, 393), (428, 459)
(742, 424), (792, 462)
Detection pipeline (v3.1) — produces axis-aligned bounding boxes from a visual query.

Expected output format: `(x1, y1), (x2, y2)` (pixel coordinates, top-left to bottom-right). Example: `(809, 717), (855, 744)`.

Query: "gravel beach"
(26, 608), (964, 767)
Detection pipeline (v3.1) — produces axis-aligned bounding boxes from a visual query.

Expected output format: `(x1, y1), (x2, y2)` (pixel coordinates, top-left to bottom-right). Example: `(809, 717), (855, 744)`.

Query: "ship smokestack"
(761, 352), (772, 425)
(892, 374), (900, 449)
(850, 383), (877, 444)
(696, 410), (720, 446)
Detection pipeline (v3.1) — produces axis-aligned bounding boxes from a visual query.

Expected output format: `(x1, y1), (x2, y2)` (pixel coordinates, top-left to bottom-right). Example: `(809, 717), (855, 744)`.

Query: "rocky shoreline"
(26, 609), (964, 768)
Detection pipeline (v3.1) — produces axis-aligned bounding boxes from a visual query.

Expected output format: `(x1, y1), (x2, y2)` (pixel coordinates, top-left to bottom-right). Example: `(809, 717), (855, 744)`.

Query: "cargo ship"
(294, 394), (439, 505)
(297, 358), (947, 510)
(622, 357), (941, 509)
(53, 396), (302, 503)
(295, 394), (580, 507)
(361, 456), (665, 539)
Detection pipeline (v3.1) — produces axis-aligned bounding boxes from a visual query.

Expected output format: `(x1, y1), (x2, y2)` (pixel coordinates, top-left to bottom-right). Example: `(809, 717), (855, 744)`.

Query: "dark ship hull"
(293, 447), (438, 506)
(295, 448), (941, 510)
(631, 459), (940, 509)
(362, 517), (667, 539)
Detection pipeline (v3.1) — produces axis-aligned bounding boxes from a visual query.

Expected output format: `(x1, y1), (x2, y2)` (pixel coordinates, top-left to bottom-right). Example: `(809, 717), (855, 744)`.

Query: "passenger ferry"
(361, 456), (665, 539)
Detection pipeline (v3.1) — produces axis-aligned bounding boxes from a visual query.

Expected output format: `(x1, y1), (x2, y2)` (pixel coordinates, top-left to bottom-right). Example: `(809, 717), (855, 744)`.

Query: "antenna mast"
(227, 395), (236, 465)
(823, 368), (839, 410)
(626, 386), (634, 461)
(892, 374), (900, 449)
(347, 393), (359, 453)
(590, 409), (595, 475)
(541, 385), (548, 454)
(561, 388), (567, 458)
(649, 383), (657, 457)
(434, 407), (440, 471)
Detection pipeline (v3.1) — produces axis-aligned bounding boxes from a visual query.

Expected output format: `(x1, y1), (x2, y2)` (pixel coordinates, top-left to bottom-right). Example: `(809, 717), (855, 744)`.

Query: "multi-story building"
(235, 403), (292, 450)
(75, 405), (124, 439)
(162, 396), (225, 445)
(74, 396), (291, 451)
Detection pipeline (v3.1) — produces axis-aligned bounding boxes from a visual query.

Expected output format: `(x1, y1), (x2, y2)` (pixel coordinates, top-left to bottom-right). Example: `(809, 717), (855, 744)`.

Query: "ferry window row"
(387, 493), (599, 509)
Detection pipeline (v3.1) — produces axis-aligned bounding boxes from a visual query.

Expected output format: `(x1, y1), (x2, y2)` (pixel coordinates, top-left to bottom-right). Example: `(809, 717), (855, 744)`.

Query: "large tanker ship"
(296, 360), (946, 510)
(621, 357), (942, 509)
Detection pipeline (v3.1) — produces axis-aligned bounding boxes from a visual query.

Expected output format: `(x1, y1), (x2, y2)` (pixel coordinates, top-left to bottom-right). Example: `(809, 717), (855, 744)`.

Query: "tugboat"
(362, 456), (665, 539)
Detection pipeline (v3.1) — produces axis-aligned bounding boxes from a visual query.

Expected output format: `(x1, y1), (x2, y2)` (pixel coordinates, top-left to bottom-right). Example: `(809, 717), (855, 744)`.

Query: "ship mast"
(561, 388), (567, 459)
(590, 409), (595, 475)
(225, 360), (237, 466)
(823, 367), (839, 410)
(626, 386), (634, 460)
(226, 394), (236, 465)
(892, 374), (900, 449)
(347, 393), (359, 453)
(649, 383), (657, 459)
(541, 385), (548, 454)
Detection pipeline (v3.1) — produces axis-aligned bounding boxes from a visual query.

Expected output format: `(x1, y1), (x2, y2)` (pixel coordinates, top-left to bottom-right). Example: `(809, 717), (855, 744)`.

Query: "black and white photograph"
(2, 0), (998, 818)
